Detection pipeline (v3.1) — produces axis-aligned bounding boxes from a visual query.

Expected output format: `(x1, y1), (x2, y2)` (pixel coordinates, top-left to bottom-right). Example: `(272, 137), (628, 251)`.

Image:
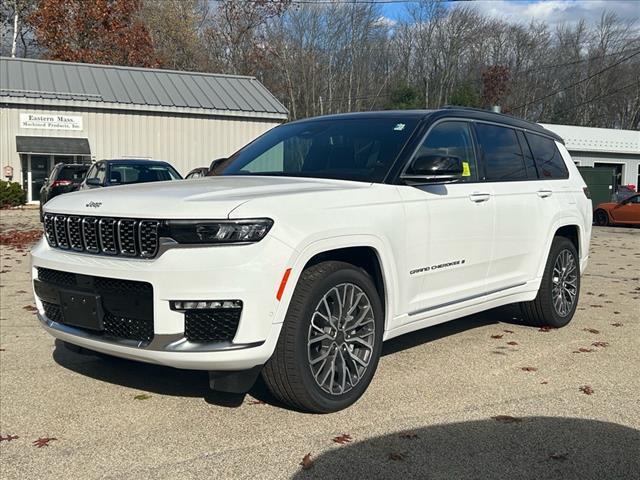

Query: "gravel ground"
(1, 209), (638, 480)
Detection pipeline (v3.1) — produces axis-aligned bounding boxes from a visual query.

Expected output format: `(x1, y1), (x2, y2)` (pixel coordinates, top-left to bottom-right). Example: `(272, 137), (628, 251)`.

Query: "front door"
(397, 120), (495, 322)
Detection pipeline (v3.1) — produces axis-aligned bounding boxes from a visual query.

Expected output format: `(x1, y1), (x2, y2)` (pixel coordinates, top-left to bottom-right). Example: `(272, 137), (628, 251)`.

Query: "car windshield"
(109, 163), (181, 184)
(218, 117), (419, 183)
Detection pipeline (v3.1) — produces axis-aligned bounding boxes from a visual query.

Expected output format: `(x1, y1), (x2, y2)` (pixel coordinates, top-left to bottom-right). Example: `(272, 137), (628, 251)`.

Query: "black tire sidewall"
(290, 264), (384, 412)
(595, 210), (609, 226)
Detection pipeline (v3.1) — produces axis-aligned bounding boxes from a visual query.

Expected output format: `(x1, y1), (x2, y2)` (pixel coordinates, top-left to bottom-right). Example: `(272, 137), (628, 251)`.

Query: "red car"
(594, 194), (640, 226)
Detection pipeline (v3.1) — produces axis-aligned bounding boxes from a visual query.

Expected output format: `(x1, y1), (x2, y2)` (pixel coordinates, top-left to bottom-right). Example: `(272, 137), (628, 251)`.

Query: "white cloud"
(467, 0), (639, 28)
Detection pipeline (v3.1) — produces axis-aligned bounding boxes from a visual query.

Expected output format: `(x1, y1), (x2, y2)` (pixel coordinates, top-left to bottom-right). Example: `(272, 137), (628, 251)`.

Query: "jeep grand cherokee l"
(32, 108), (592, 413)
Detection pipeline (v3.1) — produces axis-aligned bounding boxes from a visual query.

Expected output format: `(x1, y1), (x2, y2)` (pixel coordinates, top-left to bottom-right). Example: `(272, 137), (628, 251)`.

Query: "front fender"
(274, 234), (400, 331)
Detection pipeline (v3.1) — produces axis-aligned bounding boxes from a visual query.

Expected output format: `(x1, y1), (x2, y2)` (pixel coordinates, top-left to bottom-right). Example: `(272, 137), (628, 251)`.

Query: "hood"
(44, 176), (370, 219)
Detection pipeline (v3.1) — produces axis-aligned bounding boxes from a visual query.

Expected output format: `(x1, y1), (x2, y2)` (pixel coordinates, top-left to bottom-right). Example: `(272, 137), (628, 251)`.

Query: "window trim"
(399, 118), (483, 185)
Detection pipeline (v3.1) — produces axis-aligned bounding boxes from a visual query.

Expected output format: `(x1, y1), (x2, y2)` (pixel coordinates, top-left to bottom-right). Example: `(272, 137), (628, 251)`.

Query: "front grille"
(37, 267), (76, 287)
(103, 312), (154, 343)
(36, 268), (154, 344)
(185, 309), (242, 343)
(43, 301), (62, 322)
(44, 214), (160, 258)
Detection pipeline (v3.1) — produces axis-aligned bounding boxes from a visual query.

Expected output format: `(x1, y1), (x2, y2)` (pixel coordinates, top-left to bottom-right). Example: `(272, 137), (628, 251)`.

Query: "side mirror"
(209, 157), (227, 171)
(402, 154), (463, 184)
(85, 178), (102, 187)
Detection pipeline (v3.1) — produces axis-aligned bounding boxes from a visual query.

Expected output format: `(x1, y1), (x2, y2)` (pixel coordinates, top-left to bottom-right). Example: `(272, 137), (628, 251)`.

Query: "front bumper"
(31, 235), (295, 370)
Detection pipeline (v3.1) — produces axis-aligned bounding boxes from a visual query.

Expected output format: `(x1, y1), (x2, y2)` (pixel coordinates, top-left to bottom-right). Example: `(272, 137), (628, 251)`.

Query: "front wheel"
(262, 261), (383, 413)
(520, 236), (580, 328)
(594, 209), (609, 226)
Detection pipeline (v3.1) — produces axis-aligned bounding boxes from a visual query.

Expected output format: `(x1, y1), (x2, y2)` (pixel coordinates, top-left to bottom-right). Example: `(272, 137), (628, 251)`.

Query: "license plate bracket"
(59, 290), (104, 331)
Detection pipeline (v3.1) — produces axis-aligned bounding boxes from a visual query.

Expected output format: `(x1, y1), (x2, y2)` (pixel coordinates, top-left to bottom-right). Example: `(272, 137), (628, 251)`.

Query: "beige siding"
(0, 104), (281, 177)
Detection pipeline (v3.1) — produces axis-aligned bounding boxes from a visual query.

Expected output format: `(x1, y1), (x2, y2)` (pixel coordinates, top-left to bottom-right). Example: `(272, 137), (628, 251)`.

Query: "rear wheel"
(594, 209), (609, 226)
(262, 261), (383, 413)
(520, 236), (580, 328)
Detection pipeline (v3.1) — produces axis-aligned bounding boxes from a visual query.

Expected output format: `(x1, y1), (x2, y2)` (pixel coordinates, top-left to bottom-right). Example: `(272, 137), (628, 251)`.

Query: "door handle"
(469, 192), (491, 203)
(537, 189), (553, 198)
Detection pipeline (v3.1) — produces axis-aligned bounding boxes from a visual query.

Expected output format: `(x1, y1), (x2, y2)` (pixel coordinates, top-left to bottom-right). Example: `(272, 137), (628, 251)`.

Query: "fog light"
(170, 300), (242, 311)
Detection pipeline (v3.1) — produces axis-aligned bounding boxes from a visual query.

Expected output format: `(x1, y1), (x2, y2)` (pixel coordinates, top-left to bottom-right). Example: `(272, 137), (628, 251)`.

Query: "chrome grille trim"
(139, 220), (160, 258)
(67, 216), (83, 251)
(43, 214), (160, 259)
(98, 218), (117, 255)
(117, 219), (138, 256)
(82, 217), (99, 252)
(54, 215), (70, 249)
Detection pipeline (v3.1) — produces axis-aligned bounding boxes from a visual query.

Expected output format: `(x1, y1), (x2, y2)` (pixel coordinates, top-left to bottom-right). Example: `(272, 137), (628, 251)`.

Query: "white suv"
(32, 108), (592, 412)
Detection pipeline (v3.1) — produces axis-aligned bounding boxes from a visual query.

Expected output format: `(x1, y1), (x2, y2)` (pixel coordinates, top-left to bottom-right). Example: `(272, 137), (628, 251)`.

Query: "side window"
(475, 123), (527, 181)
(85, 164), (97, 180)
(95, 164), (107, 184)
(413, 121), (478, 182)
(525, 133), (569, 179)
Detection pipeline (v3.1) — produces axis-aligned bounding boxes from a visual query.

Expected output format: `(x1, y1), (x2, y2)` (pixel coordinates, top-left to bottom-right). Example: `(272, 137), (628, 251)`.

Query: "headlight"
(163, 219), (273, 244)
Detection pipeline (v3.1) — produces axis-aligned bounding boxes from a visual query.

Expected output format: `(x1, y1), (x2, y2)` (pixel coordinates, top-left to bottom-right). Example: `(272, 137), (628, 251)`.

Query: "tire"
(520, 236), (580, 328)
(262, 261), (384, 413)
(594, 209), (609, 226)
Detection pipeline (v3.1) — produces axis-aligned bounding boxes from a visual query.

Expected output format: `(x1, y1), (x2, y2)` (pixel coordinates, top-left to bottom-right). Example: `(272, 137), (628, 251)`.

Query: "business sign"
(20, 113), (83, 131)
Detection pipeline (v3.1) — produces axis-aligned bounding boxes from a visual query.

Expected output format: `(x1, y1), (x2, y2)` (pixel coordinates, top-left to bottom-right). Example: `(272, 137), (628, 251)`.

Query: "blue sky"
(378, 0), (640, 26)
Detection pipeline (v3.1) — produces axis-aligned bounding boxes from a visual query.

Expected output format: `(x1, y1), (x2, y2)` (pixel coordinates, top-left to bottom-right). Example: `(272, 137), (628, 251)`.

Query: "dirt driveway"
(1, 209), (638, 479)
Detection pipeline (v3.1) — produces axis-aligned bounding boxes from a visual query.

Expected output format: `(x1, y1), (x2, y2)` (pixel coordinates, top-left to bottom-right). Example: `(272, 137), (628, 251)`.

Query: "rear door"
(398, 120), (495, 320)
(474, 122), (547, 293)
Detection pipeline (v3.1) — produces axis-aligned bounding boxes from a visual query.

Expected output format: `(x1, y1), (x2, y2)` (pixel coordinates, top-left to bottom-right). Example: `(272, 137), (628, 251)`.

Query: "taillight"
(583, 187), (591, 199)
(52, 180), (72, 187)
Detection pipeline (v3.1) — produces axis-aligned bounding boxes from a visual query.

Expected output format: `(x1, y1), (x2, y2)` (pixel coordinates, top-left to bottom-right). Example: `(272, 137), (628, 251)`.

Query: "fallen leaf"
(613, 311), (620, 314)
(506, 341), (518, 346)
(399, 432), (419, 439)
(0, 434), (19, 442)
(579, 385), (594, 395)
(491, 334), (504, 339)
(32, 437), (56, 448)
(492, 415), (522, 423)
(22, 305), (37, 312)
(521, 366), (537, 372)
(503, 329), (514, 334)
(333, 434), (353, 445)
(538, 326), (555, 332)
(583, 328), (600, 334)
(0, 230), (42, 249)
(540, 381), (549, 385)
(300, 453), (314, 470)
(573, 347), (594, 353)
(247, 399), (265, 405)
(550, 452), (568, 461)
(592, 341), (609, 348)
(611, 323), (624, 327)
(133, 394), (152, 400)
(16, 290), (27, 294)
(388, 452), (407, 462)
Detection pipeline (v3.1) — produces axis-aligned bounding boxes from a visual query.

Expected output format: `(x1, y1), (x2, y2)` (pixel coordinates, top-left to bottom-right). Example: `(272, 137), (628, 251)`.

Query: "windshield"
(219, 118), (419, 183)
(109, 163), (181, 184)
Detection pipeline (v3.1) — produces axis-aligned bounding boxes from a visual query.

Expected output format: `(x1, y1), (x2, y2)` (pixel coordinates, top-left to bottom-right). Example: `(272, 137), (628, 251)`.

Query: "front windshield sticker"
(393, 123), (406, 131)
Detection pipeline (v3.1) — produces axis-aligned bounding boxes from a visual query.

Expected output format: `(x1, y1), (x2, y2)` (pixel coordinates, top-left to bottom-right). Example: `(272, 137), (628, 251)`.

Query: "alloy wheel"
(307, 283), (376, 396)
(551, 249), (578, 317)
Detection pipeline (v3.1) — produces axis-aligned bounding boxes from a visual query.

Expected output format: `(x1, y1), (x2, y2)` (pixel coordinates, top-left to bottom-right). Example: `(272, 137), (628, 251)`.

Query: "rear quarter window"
(525, 133), (569, 179)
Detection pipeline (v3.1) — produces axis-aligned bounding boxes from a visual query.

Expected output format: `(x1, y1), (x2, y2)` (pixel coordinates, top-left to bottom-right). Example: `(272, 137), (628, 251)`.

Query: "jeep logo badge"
(86, 201), (102, 208)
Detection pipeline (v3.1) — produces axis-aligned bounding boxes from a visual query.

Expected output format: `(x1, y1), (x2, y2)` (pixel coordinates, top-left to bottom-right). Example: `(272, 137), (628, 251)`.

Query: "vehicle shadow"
(290, 417), (640, 480)
(51, 305), (528, 409)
